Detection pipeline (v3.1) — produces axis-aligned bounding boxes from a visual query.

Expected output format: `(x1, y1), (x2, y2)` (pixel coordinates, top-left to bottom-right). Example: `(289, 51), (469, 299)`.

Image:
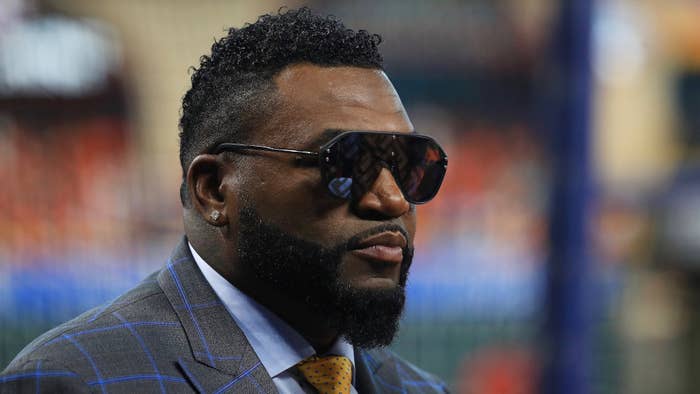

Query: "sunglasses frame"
(212, 130), (448, 204)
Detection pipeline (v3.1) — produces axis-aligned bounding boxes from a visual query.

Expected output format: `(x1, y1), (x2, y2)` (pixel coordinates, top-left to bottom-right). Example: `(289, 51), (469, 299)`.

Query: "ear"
(186, 154), (231, 227)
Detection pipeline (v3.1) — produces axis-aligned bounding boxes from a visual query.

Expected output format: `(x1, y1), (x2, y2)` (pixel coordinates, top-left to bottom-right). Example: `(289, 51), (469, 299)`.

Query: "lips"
(350, 231), (407, 264)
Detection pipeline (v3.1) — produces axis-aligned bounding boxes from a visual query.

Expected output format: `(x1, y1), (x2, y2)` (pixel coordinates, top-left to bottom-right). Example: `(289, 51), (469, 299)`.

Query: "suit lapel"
(355, 349), (379, 394)
(177, 357), (275, 394)
(355, 348), (404, 394)
(158, 238), (277, 393)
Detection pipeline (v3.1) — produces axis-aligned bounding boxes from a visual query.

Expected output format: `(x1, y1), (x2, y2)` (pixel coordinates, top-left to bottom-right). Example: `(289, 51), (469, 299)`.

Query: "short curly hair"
(178, 7), (384, 205)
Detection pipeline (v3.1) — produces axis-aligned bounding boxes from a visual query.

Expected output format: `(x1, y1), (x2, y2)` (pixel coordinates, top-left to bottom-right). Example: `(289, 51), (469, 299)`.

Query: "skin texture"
(184, 64), (415, 351)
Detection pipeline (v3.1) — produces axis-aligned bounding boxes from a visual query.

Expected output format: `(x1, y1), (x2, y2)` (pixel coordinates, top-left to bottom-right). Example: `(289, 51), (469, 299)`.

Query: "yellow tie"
(296, 355), (353, 394)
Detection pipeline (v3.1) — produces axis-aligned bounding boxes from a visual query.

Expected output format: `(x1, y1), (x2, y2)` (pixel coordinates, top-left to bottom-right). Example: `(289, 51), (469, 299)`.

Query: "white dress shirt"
(189, 243), (358, 394)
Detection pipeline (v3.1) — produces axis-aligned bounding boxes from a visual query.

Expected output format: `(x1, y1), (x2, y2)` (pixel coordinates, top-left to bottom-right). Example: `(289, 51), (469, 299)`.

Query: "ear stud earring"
(210, 210), (221, 222)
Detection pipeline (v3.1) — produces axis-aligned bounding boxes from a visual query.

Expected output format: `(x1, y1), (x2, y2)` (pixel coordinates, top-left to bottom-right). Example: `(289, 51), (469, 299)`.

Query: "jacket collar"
(355, 348), (403, 394)
(157, 238), (277, 393)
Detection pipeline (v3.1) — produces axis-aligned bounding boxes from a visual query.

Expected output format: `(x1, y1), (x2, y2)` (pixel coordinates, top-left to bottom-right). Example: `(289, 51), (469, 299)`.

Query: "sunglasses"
(213, 131), (448, 204)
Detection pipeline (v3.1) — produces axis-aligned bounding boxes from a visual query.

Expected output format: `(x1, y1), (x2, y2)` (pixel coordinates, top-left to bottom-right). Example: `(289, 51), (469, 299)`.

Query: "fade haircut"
(178, 7), (384, 205)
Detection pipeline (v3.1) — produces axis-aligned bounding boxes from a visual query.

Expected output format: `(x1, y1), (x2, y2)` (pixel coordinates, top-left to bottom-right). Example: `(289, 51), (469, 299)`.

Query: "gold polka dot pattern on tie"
(296, 355), (353, 394)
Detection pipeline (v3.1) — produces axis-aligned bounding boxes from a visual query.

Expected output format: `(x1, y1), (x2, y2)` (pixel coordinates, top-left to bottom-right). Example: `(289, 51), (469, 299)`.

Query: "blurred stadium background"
(3, 0), (700, 393)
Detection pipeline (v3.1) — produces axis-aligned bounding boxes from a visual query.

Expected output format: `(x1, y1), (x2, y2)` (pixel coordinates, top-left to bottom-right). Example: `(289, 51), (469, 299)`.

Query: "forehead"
(264, 64), (413, 147)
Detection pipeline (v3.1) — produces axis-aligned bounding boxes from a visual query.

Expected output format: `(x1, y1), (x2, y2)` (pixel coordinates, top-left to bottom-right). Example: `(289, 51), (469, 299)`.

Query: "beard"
(236, 206), (413, 348)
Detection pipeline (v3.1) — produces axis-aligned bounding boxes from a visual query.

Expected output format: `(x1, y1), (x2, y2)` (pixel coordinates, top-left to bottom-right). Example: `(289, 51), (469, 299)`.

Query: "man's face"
(229, 64), (417, 347)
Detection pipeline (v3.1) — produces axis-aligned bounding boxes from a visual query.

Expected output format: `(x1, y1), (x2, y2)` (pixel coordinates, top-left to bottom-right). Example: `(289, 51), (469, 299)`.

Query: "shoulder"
(359, 347), (450, 393)
(1, 272), (184, 392)
(7, 272), (169, 365)
(0, 358), (89, 393)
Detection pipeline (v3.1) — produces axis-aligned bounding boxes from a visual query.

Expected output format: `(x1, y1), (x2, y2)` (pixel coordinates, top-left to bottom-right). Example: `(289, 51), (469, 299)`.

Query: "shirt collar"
(188, 243), (355, 379)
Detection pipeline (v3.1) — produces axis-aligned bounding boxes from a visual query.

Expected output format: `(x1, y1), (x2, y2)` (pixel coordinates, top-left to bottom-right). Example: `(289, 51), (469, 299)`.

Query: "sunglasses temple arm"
(214, 143), (319, 158)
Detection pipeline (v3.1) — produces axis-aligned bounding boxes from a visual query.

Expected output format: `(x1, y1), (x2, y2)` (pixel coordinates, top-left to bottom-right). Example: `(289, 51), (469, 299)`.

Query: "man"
(1, 8), (449, 393)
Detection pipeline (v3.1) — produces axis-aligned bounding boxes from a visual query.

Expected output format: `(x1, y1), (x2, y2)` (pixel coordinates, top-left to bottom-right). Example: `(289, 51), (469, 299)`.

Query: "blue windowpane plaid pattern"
(0, 238), (449, 393)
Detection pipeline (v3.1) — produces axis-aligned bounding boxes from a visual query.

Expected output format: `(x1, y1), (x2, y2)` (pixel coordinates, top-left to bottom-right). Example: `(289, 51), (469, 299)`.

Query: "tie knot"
(297, 355), (353, 394)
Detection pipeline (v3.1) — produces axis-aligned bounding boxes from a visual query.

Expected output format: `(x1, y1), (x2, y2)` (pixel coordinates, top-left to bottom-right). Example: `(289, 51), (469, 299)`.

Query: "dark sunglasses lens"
(398, 140), (446, 203)
(325, 133), (446, 203)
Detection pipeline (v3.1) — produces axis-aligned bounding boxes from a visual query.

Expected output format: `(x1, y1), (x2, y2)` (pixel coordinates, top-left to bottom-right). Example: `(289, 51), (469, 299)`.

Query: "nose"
(354, 167), (411, 218)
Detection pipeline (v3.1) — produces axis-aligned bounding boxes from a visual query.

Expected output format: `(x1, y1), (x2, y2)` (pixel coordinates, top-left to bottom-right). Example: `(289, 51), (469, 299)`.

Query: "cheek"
(245, 166), (334, 227)
(402, 210), (418, 246)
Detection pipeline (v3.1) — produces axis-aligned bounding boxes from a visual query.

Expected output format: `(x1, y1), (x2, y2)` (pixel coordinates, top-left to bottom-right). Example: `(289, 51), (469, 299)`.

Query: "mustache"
(344, 223), (411, 252)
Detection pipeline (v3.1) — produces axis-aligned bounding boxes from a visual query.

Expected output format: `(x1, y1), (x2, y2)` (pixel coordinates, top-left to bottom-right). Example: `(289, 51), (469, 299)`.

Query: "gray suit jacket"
(1, 238), (449, 393)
